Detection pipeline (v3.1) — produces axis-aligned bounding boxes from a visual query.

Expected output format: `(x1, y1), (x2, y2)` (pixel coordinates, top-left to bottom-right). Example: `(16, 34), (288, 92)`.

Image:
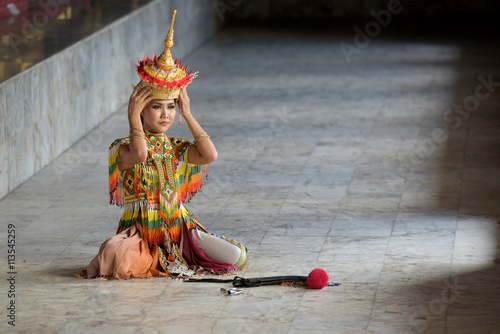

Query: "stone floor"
(1, 19), (500, 333)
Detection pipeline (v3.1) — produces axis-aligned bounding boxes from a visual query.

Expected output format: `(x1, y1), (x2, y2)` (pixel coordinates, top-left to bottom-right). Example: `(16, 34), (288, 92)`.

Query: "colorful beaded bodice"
(108, 131), (205, 245)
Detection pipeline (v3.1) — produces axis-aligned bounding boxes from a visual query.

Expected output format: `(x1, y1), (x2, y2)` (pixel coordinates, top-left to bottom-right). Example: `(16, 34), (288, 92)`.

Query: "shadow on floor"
(390, 14), (500, 333)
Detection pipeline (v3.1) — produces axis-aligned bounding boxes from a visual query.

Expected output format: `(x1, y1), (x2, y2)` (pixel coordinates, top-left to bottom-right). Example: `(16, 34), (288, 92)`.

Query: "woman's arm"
(118, 85), (154, 171)
(179, 88), (218, 165)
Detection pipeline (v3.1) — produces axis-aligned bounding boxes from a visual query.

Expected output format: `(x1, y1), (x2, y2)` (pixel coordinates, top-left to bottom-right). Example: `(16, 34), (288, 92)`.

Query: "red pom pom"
(307, 268), (329, 289)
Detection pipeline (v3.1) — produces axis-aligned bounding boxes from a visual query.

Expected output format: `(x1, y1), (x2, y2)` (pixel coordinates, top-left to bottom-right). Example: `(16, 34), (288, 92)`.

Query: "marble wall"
(0, 0), (220, 199)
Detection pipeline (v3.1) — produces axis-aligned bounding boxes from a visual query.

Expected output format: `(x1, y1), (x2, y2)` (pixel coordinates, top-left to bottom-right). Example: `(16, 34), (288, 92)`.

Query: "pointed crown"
(134, 9), (197, 100)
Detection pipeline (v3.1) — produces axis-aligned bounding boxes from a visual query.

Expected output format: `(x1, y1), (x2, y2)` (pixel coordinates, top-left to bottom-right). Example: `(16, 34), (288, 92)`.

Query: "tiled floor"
(1, 19), (500, 333)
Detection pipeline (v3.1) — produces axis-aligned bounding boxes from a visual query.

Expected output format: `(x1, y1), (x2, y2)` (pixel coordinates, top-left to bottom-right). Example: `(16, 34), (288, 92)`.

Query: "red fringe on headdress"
(135, 57), (195, 89)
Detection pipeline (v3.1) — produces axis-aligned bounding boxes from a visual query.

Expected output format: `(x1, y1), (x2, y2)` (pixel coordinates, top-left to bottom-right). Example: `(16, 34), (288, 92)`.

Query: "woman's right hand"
(128, 84), (154, 117)
(119, 84), (152, 171)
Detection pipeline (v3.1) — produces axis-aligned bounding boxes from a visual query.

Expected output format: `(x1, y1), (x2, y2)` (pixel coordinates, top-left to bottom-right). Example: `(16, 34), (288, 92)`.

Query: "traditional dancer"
(79, 10), (248, 279)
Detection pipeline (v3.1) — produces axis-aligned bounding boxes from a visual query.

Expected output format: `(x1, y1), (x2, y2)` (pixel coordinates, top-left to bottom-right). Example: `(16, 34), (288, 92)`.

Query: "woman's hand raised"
(177, 87), (191, 125)
(128, 85), (154, 117)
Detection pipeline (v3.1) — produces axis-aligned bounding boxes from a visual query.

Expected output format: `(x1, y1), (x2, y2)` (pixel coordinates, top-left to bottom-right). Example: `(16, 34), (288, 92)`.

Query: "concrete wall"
(0, 0), (220, 199)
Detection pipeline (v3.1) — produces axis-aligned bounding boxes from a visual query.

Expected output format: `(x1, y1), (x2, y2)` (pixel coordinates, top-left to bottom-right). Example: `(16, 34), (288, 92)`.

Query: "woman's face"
(142, 99), (176, 133)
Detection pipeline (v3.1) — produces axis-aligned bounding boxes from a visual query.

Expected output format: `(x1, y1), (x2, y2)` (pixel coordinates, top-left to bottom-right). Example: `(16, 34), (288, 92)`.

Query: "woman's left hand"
(178, 87), (191, 125)
(179, 86), (218, 164)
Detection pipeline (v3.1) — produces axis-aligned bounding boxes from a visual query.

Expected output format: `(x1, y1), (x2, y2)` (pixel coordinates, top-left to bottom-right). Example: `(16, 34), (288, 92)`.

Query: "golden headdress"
(134, 10), (197, 100)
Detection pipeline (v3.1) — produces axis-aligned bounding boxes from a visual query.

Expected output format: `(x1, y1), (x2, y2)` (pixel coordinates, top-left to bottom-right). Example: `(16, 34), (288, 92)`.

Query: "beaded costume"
(109, 132), (204, 246)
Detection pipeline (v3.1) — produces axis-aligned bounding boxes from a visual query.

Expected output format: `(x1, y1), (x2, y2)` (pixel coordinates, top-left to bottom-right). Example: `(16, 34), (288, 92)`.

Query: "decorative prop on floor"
(184, 268), (340, 289)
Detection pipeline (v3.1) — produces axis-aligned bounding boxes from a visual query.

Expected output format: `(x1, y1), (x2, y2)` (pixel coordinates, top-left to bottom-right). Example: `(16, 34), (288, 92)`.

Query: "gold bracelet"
(129, 128), (146, 139)
(195, 135), (211, 145)
(193, 133), (208, 145)
(193, 132), (207, 143)
(129, 130), (145, 135)
(130, 134), (146, 139)
(130, 128), (145, 135)
(129, 133), (146, 140)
